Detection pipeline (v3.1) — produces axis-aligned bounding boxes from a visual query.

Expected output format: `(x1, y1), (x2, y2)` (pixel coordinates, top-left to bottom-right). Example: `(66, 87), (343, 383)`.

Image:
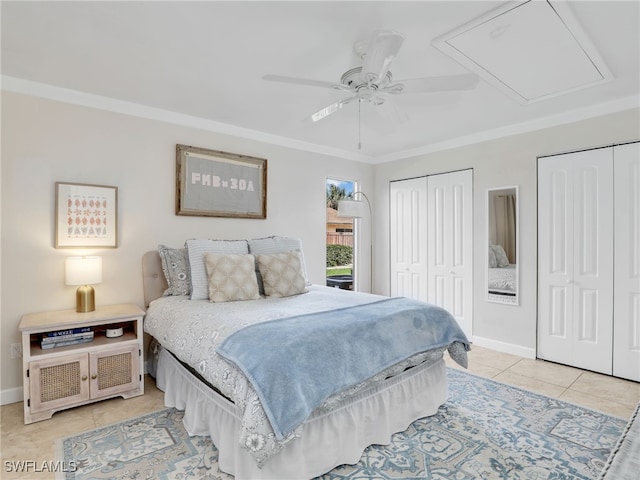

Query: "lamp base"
(76, 285), (95, 313)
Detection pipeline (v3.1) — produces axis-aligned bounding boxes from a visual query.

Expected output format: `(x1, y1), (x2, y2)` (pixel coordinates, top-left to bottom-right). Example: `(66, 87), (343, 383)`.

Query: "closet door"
(613, 142), (640, 381)
(538, 149), (613, 374)
(427, 170), (473, 339)
(390, 177), (428, 301)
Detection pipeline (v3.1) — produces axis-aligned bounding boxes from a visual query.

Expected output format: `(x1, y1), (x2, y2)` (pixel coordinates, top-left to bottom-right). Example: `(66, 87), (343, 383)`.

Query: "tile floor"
(445, 346), (640, 419)
(1, 346), (639, 479)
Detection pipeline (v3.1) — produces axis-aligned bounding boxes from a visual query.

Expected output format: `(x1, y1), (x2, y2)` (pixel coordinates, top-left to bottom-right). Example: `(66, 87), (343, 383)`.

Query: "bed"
(488, 264), (517, 297)
(142, 238), (470, 480)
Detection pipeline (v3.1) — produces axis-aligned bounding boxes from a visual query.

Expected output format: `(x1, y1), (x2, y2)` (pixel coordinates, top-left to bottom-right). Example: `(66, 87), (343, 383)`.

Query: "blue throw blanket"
(217, 297), (470, 440)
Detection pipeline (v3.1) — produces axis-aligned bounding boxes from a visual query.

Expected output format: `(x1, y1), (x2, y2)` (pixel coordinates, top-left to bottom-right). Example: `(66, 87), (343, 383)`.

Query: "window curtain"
(492, 195), (517, 264)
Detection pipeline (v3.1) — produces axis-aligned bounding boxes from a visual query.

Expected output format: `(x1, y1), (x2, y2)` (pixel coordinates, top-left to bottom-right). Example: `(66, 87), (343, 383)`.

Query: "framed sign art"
(176, 144), (267, 219)
(55, 182), (118, 248)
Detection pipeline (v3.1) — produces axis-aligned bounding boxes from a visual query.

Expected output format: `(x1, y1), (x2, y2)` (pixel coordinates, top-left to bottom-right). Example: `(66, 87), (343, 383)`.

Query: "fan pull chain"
(358, 98), (362, 150)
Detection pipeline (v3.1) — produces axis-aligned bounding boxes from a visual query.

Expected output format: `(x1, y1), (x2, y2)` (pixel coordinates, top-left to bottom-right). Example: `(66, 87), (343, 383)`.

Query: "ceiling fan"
(262, 30), (479, 124)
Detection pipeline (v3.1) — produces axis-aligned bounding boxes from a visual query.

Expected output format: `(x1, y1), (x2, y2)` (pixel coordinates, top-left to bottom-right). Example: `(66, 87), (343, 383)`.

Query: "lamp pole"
(353, 191), (373, 293)
(337, 191), (373, 293)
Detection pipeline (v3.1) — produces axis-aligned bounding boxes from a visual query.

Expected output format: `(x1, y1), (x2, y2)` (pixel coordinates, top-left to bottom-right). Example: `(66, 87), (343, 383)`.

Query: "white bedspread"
(144, 285), (455, 466)
(488, 264), (517, 294)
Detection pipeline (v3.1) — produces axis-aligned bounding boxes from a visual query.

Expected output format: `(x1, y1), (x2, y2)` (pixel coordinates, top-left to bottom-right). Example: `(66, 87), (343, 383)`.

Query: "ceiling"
(2, 1), (639, 163)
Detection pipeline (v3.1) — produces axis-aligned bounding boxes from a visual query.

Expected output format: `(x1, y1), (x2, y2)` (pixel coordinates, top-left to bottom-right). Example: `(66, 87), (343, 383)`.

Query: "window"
(326, 178), (355, 290)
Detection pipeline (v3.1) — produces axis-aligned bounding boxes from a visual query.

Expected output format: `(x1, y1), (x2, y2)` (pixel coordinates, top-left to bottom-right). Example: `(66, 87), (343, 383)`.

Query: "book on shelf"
(40, 334), (94, 349)
(41, 331), (94, 344)
(43, 326), (92, 338)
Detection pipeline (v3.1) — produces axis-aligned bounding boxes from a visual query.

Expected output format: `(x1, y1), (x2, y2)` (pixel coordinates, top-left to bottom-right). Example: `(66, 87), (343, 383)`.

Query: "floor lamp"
(337, 191), (373, 293)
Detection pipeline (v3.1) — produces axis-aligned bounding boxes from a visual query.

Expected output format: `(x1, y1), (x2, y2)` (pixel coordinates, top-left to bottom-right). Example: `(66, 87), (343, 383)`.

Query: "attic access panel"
(432, 0), (613, 104)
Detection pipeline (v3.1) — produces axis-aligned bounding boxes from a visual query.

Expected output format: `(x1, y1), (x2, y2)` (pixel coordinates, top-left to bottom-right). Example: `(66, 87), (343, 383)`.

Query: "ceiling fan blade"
(310, 96), (357, 122)
(388, 73), (479, 94)
(360, 30), (405, 85)
(375, 98), (409, 126)
(262, 74), (338, 90)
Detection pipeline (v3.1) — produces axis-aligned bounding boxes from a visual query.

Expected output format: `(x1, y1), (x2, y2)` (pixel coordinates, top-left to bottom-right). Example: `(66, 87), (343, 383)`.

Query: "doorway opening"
(326, 178), (356, 291)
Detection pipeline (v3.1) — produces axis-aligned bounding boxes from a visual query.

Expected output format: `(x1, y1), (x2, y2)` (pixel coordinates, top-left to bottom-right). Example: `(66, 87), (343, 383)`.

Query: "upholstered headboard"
(142, 251), (167, 308)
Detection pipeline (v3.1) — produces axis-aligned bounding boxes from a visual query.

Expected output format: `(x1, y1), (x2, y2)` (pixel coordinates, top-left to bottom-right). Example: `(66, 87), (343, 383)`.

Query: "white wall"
(3, 90), (638, 401)
(373, 107), (640, 357)
(0, 92), (373, 400)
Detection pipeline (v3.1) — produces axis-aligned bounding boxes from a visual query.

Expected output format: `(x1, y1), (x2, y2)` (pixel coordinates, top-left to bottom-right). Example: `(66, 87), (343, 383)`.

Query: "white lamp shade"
(337, 199), (365, 219)
(65, 256), (102, 286)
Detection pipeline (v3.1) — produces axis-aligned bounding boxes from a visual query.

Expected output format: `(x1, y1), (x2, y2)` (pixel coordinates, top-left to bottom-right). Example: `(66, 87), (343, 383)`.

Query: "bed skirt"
(155, 345), (448, 480)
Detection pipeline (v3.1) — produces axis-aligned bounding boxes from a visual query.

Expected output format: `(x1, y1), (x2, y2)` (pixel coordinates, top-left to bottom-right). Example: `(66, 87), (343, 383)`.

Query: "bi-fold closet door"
(537, 142), (639, 381)
(390, 170), (473, 340)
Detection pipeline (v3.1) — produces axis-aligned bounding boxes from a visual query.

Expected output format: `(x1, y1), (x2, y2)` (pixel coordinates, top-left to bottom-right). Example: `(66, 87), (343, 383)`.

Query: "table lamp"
(65, 256), (102, 312)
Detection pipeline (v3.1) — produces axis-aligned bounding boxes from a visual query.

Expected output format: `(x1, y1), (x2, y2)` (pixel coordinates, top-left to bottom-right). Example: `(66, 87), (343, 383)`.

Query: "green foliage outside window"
(326, 244), (353, 267)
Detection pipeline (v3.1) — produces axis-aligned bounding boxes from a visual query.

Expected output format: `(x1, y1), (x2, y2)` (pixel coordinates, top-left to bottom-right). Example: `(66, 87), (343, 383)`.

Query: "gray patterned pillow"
(158, 245), (191, 296)
(204, 253), (260, 302)
(255, 250), (308, 298)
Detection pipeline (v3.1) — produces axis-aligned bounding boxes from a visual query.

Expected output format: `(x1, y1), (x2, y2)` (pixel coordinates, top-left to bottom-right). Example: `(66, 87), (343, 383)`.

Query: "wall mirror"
(487, 186), (519, 305)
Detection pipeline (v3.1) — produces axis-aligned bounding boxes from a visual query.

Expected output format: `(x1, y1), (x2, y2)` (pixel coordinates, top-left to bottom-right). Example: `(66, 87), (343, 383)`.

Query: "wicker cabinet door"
(29, 352), (90, 413)
(89, 344), (140, 399)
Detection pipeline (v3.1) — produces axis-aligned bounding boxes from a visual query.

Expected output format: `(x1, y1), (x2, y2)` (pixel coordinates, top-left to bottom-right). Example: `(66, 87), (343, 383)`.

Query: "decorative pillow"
(488, 245), (498, 268)
(255, 250), (308, 298)
(158, 245), (191, 296)
(185, 239), (249, 300)
(204, 253), (260, 303)
(491, 244), (510, 268)
(248, 236), (311, 293)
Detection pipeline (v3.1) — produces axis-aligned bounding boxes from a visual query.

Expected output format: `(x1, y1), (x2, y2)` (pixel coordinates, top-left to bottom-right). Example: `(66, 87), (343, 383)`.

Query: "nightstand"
(19, 303), (145, 424)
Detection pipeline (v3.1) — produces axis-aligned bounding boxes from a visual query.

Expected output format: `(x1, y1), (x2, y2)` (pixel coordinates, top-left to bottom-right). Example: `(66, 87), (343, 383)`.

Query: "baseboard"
(472, 336), (536, 359)
(1, 362), (151, 407)
(0, 386), (23, 406)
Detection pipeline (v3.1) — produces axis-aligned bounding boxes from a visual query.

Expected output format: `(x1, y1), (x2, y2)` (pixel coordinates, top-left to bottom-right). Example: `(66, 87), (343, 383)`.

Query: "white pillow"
(488, 245), (498, 268)
(255, 250), (308, 298)
(491, 244), (510, 268)
(185, 239), (249, 300)
(248, 236), (311, 293)
(204, 253), (260, 302)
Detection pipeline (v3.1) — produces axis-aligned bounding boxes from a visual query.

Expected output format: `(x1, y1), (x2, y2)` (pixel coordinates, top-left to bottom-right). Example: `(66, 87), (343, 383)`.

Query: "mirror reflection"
(487, 186), (518, 305)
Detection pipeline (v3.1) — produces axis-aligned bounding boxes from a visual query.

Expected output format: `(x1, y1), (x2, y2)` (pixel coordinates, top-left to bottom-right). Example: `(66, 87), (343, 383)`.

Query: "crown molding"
(372, 94), (640, 164)
(0, 75), (372, 164)
(3, 75), (637, 166)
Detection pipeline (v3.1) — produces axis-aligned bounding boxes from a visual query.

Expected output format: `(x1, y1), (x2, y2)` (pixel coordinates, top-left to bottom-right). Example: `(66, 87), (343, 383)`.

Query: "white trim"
(1, 76), (637, 165)
(0, 75), (371, 164)
(0, 386), (23, 406)
(374, 95), (640, 164)
(431, 0), (614, 105)
(472, 336), (536, 359)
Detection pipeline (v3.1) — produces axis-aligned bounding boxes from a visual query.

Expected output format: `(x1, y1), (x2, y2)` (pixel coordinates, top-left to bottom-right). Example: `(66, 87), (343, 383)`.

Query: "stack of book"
(41, 326), (94, 349)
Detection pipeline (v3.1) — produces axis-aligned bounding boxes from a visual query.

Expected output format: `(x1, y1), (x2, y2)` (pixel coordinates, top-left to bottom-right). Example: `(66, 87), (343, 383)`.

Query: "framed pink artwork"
(55, 182), (118, 248)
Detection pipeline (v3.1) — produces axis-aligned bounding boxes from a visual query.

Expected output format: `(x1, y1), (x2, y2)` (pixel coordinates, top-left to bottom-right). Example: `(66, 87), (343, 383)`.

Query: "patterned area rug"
(598, 401), (640, 479)
(57, 368), (627, 480)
